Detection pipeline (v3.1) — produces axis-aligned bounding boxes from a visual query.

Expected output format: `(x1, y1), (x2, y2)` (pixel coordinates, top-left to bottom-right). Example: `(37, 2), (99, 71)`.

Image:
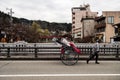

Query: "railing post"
(7, 47), (10, 58)
(90, 47), (92, 55)
(34, 44), (38, 58)
(104, 45), (105, 54)
(116, 45), (119, 59)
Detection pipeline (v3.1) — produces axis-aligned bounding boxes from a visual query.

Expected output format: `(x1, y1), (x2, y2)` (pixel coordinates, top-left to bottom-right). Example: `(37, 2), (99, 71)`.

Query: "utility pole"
(6, 8), (14, 24)
(6, 8), (14, 42)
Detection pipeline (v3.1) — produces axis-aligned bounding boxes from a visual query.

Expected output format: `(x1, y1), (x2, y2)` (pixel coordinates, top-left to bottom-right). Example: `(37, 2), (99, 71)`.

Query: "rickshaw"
(53, 37), (81, 66)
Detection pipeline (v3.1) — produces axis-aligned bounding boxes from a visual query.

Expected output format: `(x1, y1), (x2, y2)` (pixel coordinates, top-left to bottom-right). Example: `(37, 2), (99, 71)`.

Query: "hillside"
(0, 11), (72, 42)
(0, 11), (71, 32)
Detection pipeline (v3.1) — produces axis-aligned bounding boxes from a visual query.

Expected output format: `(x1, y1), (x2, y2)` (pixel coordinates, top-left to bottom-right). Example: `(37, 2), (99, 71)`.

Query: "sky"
(0, 0), (120, 23)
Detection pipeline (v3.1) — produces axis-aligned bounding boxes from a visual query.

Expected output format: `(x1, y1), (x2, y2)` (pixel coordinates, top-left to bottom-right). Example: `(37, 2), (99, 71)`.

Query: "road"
(0, 60), (120, 80)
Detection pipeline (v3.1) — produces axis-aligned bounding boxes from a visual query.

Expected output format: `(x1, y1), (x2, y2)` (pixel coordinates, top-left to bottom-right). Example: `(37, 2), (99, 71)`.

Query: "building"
(94, 16), (106, 42)
(112, 23), (120, 42)
(71, 4), (98, 39)
(81, 17), (96, 38)
(95, 11), (120, 43)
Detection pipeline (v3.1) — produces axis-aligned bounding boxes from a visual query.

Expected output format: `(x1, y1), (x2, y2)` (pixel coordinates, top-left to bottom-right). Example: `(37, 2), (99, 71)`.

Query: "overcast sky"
(0, 0), (120, 23)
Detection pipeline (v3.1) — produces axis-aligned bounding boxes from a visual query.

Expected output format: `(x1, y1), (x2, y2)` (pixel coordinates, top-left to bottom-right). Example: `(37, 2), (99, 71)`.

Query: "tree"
(44, 29), (50, 36)
(28, 21), (41, 42)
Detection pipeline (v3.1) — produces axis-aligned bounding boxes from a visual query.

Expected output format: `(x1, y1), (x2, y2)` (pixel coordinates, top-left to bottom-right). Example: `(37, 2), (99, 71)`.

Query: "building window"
(96, 27), (105, 33)
(118, 28), (120, 35)
(72, 21), (75, 24)
(77, 32), (81, 36)
(72, 26), (75, 28)
(107, 16), (114, 24)
(72, 12), (75, 15)
(72, 17), (75, 19)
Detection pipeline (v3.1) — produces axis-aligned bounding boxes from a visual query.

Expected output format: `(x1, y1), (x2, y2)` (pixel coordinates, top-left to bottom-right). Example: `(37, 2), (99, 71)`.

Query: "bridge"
(0, 60), (120, 80)
(0, 42), (120, 80)
(0, 42), (120, 60)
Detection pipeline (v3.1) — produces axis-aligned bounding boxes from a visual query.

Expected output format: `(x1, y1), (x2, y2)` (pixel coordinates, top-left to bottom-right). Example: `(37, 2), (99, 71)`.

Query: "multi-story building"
(71, 4), (98, 39)
(95, 11), (120, 43)
(112, 23), (120, 42)
(94, 16), (106, 42)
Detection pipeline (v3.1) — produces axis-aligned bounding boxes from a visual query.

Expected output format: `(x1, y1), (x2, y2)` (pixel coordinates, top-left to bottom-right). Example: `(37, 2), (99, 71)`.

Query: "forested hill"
(0, 11), (71, 32)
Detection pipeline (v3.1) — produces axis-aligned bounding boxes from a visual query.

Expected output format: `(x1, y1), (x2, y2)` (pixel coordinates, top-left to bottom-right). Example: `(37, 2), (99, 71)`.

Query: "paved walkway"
(0, 60), (120, 80)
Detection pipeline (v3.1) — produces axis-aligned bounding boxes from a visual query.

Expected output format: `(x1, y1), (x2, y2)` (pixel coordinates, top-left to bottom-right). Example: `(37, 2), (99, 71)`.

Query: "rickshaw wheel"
(60, 49), (79, 66)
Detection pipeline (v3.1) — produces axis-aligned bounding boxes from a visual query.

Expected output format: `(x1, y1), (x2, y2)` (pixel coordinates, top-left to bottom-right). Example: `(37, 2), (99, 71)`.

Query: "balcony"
(95, 23), (106, 29)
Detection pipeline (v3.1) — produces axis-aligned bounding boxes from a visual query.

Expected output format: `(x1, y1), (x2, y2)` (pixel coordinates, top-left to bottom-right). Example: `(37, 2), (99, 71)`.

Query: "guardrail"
(0, 43), (119, 60)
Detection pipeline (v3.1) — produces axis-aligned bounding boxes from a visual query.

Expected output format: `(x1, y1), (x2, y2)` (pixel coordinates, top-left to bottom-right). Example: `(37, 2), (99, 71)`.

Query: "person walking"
(87, 40), (100, 64)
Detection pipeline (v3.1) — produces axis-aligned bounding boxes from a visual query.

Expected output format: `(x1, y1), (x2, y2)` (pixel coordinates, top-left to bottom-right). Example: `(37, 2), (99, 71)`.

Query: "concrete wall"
(82, 19), (95, 37)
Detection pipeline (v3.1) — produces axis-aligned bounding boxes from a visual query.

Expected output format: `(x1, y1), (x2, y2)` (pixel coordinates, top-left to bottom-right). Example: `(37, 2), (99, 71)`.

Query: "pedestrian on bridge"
(87, 40), (100, 64)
